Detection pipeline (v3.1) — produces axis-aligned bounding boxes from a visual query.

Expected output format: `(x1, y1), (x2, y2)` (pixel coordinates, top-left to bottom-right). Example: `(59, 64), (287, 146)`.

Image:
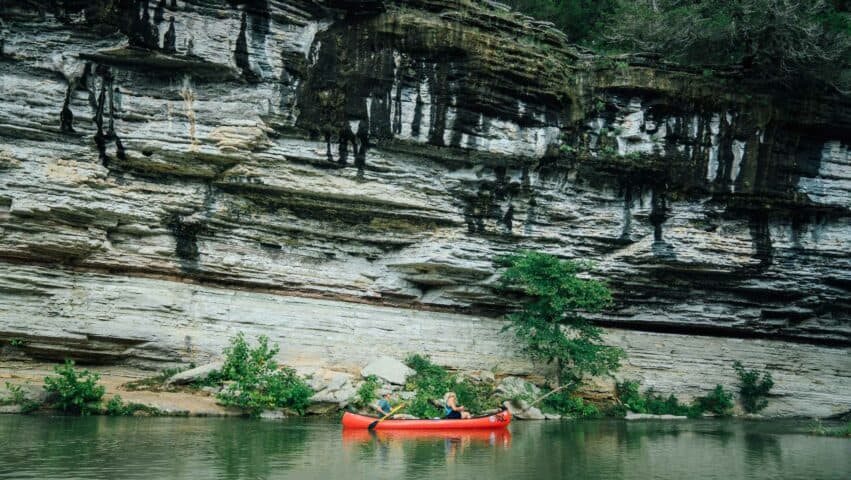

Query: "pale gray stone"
(361, 357), (414, 386)
(166, 362), (223, 385)
(495, 376), (541, 400)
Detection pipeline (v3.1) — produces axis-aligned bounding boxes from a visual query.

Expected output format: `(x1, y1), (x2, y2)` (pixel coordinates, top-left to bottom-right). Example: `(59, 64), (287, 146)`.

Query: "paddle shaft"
(368, 403), (405, 430)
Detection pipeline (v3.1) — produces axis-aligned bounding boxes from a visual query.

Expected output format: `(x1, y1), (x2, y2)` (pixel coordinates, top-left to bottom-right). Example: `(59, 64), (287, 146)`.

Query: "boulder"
(0, 405), (23, 414)
(516, 406), (546, 420)
(165, 362), (223, 385)
(311, 373), (357, 409)
(544, 413), (562, 420)
(361, 356), (414, 386)
(495, 376), (541, 400)
(503, 399), (546, 420)
(0, 382), (49, 404)
(200, 386), (221, 395)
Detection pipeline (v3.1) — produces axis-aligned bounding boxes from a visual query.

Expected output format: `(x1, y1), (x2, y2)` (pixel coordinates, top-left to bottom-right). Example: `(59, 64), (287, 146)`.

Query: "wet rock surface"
(0, 1), (849, 417)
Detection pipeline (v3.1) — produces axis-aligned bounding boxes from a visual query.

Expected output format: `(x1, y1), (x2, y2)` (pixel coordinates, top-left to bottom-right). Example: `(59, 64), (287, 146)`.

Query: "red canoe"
(341, 410), (511, 430)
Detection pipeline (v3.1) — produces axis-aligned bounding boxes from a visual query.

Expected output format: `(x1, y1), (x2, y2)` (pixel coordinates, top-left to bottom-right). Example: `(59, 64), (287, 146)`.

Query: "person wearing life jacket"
(443, 392), (471, 419)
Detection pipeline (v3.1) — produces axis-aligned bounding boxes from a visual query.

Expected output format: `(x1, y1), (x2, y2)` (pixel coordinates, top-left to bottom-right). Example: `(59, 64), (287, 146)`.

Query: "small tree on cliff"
(497, 251), (624, 387)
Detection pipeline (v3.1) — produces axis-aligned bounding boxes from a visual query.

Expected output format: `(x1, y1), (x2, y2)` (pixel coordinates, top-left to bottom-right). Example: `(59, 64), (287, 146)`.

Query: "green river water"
(0, 416), (848, 479)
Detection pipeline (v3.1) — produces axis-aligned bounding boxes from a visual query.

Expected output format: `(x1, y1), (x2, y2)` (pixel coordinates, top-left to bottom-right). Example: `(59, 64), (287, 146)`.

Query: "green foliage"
(615, 380), (695, 417)
(355, 375), (380, 409)
(598, 0), (850, 89)
(695, 385), (734, 416)
(105, 395), (161, 416)
(541, 390), (601, 418)
(497, 251), (624, 386)
(215, 333), (313, 417)
(733, 361), (774, 413)
(3, 382), (40, 413)
(504, 0), (618, 43)
(404, 354), (497, 419)
(809, 420), (851, 438)
(404, 354), (453, 419)
(507, 0), (850, 90)
(8, 337), (26, 347)
(43, 360), (105, 415)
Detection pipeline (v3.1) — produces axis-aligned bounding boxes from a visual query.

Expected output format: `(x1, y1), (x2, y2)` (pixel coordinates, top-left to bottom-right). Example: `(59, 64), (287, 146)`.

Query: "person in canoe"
(373, 392), (393, 416)
(443, 392), (471, 419)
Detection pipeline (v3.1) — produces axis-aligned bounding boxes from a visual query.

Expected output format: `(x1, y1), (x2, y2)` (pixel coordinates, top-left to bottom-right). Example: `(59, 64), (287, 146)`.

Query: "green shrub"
(810, 420), (851, 438)
(453, 377), (499, 414)
(215, 333), (313, 417)
(44, 359), (105, 415)
(404, 354), (453, 419)
(404, 354), (497, 419)
(105, 395), (125, 415)
(616, 380), (646, 413)
(615, 380), (693, 416)
(733, 361), (774, 413)
(3, 382), (40, 413)
(497, 251), (624, 387)
(695, 384), (734, 416)
(355, 375), (380, 409)
(106, 395), (162, 416)
(542, 390), (600, 418)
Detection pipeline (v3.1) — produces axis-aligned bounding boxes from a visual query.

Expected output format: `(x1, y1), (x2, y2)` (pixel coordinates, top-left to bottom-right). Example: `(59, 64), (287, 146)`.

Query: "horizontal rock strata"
(1, 266), (849, 417)
(0, 0), (849, 417)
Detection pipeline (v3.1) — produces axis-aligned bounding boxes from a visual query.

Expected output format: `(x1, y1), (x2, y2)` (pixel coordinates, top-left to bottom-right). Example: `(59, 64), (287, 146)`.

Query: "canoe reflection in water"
(342, 428), (511, 463)
(341, 428), (512, 446)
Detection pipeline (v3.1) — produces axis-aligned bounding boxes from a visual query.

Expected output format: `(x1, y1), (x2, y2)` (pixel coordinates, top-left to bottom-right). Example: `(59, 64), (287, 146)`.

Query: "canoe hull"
(341, 410), (511, 430)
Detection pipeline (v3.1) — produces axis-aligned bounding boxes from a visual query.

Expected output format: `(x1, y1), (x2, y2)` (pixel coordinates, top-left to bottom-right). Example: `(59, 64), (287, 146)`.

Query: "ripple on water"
(0, 417), (848, 480)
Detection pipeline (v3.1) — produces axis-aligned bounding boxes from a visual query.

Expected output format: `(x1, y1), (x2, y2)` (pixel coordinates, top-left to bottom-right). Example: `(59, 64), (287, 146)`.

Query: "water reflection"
(342, 429), (511, 475)
(1, 417), (849, 480)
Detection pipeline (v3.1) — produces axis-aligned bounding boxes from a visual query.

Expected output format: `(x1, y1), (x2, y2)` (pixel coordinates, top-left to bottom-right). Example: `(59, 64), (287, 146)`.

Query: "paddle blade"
(367, 420), (379, 430)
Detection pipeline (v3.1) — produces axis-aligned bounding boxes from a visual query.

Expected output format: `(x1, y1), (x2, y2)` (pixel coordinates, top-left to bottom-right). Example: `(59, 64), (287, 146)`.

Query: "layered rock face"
(0, 1), (849, 416)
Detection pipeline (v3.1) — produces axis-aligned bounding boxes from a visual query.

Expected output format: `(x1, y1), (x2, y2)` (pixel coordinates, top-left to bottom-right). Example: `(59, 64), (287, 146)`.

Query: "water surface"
(0, 416), (848, 479)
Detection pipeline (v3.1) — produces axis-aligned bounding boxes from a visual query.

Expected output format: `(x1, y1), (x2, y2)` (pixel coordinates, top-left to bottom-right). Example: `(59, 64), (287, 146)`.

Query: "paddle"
(368, 403), (405, 430)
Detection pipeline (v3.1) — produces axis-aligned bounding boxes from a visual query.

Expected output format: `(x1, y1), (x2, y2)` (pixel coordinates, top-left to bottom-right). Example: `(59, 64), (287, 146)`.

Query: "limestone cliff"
(0, 1), (849, 416)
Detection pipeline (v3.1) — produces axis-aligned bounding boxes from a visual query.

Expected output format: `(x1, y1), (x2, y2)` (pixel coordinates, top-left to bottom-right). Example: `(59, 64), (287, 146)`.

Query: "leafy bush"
(404, 354), (497, 419)
(105, 395), (161, 416)
(497, 251), (624, 386)
(542, 389), (600, 418)
(44, 360), (105, 415)
(404, 354), (453, 419)
(355, 375), (380, 409)
(504, 0), (618, 43)
(615, 380), (693, 416)
(215, 333), (313, 417)
(810, 420), (851, 438)
(733, 361), (774, 413)
(695, 384), (734, 416)
(598, 0), (850, 90)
